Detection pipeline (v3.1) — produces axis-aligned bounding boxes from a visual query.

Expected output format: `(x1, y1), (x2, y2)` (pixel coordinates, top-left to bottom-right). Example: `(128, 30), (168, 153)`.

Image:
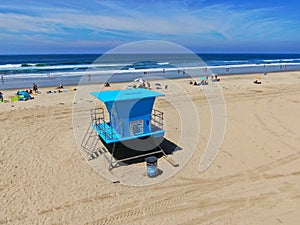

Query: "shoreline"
(0, 69), (299, 92)
(2, 52), (300, 91)
(0, 70), (299, 108)
(1, 69), (299, 114)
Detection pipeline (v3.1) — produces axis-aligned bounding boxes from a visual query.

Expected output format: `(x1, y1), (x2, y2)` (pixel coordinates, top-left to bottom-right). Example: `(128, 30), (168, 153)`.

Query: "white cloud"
(0, 13), (57, 33)
(0, 1), (299, 46)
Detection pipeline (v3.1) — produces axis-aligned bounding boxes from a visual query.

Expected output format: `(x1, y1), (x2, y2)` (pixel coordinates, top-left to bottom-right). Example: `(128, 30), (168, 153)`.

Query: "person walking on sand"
(33, 83), (38, 93)
(0, 91), (3, 102)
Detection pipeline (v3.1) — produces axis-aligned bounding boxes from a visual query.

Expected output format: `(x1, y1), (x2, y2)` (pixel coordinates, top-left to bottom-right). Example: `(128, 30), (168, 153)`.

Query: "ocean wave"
(262, 58), (300, 63)
(2, 60), (300, 80)
(157, 62), (169, 65)
(0, 64), (23, 69)
(0, 62), (129, 73)
(3, 58), (299, 73)
(209, 60), (249, 64)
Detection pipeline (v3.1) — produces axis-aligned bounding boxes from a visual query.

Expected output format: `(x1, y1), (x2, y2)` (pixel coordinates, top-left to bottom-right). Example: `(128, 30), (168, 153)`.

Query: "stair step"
(82, 107), (106, 159)
(87, 148), (103, 160)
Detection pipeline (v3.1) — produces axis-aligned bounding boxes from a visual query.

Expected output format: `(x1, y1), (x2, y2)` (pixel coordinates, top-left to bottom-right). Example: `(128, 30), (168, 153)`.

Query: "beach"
(1, 71), (300, 224)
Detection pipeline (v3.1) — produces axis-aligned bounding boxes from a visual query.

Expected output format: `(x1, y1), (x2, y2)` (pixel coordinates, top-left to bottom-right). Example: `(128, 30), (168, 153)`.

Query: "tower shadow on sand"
(100, 137), (182, 166)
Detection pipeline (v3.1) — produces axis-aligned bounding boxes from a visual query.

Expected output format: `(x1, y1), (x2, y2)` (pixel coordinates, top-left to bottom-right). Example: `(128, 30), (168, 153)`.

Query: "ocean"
(1, 53), (300, 89)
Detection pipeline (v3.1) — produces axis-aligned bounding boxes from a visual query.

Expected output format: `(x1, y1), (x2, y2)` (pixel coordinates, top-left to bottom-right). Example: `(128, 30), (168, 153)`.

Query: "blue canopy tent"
(17, 91), (33, 100)
(83, 88), (167, 169)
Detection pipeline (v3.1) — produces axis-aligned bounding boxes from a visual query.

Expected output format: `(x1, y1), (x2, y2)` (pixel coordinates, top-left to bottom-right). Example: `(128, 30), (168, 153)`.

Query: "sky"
(0, 0), (300, 54)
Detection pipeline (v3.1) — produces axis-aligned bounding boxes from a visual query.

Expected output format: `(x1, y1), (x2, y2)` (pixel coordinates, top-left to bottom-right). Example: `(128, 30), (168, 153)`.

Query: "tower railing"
(90, 107), (164, 142)
(151, 109), (164, 131)
(91, 107), (116, 140)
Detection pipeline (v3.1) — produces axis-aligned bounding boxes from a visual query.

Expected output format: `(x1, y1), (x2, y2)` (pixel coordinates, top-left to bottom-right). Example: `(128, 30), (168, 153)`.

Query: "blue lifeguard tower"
(82, 88), (167, 169)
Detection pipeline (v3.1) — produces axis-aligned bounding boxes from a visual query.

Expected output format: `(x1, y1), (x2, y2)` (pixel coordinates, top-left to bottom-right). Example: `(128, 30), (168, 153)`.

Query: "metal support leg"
(109, 142), (116, 170)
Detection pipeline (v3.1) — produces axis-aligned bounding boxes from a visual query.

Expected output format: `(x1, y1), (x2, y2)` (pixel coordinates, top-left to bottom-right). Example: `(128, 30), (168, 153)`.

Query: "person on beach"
(146, 81), (151, 89)
(0, 91), (3, 102)
(1, 75), (4, 84)
(33, 83), (38, 93)
(211, 74), (220, 82)
(200, 79), (208, 85)
(254, 75), (261, 84)
(57, 83), (64, 89)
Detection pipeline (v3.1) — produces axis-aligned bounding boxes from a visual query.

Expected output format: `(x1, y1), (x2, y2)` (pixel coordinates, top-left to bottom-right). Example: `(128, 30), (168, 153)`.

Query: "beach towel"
(11, 96), (18, 102)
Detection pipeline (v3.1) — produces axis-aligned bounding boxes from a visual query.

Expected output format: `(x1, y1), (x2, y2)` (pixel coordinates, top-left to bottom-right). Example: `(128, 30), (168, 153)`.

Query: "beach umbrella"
(133, 78), (151, 88)
(134, 78), (147, 83)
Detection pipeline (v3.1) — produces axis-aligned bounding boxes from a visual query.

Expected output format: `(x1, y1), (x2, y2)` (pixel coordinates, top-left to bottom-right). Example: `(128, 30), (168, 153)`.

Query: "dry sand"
(0, 71), (300, 224)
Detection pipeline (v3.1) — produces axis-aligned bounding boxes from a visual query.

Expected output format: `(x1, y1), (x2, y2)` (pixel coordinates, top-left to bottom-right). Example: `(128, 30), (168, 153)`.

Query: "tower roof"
(91, 89), (164, 103)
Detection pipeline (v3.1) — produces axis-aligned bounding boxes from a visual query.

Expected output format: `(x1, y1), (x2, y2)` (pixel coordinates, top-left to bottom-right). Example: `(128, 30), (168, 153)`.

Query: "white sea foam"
(0, 63), (128, 72)
(262, 58), (300, 63)
(157, 62), (169, 65)
(212, 60), (249, 64)
(3, 61), (300, 80)
(0, 64), (23, 69)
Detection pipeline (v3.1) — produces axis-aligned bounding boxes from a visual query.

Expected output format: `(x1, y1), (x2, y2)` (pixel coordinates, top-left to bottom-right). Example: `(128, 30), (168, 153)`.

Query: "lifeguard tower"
(82, 88), (167, 169)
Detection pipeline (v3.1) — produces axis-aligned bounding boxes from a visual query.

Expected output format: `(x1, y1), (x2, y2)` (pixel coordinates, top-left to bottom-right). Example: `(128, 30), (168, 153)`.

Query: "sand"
(0, 71), (300, 224)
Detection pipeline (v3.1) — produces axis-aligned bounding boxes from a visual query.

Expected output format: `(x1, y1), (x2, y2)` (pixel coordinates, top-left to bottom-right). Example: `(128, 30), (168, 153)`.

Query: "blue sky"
(0, 0), (300, 54)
